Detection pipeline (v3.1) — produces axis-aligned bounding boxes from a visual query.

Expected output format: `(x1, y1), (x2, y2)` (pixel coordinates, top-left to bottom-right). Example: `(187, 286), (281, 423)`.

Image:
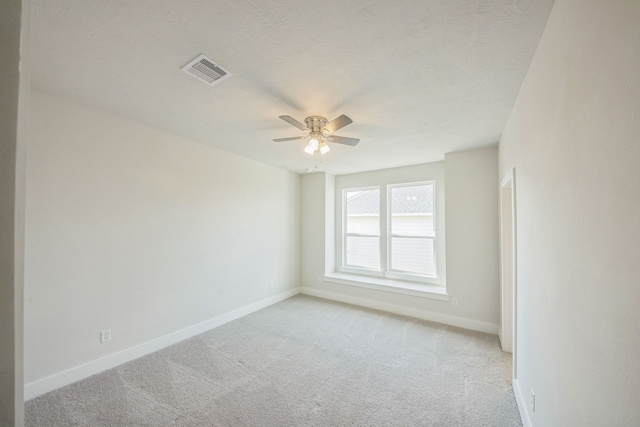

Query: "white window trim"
(339, 180), (443, 288)
(323, 272), (448, 301)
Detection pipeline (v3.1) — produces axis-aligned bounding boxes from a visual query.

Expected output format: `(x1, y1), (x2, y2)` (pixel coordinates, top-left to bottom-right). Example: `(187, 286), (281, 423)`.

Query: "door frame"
(499, 168), (517, 378)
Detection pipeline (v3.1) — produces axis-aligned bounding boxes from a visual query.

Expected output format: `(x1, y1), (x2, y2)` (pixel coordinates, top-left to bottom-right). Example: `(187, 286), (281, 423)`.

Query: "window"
(344, 187), (381, 270)
(388, 183), (436, 278)
(341, 181), (438, 284)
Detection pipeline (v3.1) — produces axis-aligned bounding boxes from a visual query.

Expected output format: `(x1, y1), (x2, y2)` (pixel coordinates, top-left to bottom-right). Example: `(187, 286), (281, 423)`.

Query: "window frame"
(339, 180), (441, 286)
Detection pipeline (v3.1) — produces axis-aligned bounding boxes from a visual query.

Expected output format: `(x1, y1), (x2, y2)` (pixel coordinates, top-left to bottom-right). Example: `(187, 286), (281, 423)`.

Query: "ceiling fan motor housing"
(304, 116), (328, 133)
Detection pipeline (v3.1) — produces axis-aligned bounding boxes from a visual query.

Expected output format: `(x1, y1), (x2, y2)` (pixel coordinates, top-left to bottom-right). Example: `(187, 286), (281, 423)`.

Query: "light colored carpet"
(26, 295), (522, 426)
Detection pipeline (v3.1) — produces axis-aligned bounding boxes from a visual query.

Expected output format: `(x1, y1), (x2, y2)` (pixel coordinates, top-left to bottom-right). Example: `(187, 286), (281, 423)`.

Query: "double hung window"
(344, 188), (381, 270)
(342, 181), (438, 284)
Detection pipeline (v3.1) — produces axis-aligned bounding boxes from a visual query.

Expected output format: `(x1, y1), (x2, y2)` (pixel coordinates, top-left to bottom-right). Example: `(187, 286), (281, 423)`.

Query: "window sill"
(322, 273), (449, 301)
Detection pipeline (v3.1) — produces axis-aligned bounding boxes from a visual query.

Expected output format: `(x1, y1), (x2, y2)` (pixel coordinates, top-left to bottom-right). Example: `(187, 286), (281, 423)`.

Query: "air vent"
(181, 54), (232, 86)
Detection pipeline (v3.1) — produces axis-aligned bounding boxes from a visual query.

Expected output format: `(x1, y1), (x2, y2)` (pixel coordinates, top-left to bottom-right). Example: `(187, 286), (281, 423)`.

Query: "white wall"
(300, 173), (328, 287)
(499, 0), (640, 425)
(445, 147), (500, 329)
(24, 91), (300, 390)
(301, 147), (500, 333)
(0, 0), (29, 424)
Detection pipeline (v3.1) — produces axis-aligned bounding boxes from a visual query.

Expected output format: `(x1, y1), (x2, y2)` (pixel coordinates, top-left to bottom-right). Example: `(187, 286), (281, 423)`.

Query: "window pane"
(390, 237), (435, 276)
(346, 236), (380, 269)
(346, 189), (379, 234)
(346, 215), (380, 235)
(390, 184), (434, 236)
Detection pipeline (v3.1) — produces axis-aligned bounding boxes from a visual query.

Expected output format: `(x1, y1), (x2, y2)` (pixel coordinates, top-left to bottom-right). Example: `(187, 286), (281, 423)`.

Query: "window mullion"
(380, 185), (388, 274)
(342, 189), (347, 268)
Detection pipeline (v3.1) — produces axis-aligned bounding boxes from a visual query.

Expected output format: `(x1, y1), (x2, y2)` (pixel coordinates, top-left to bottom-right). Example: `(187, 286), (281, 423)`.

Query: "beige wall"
(500, 0), (640, 424)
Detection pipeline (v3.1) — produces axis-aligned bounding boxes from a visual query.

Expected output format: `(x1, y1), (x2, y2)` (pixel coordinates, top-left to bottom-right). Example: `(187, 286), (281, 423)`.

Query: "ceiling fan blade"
(324, 114), (353, 133)
(327, 135), (359, 146)
(279, 115), (308, 131)
(272, 136), (307, 142)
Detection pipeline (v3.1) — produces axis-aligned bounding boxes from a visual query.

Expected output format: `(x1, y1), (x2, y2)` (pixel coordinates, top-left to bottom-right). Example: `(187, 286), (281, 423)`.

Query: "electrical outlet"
(318, 277), (323, 284)
(452, 297), (459, 307)
(269, 282), (274, 290)
(100, 329), (111, 343)
(531, 389), (536, 412)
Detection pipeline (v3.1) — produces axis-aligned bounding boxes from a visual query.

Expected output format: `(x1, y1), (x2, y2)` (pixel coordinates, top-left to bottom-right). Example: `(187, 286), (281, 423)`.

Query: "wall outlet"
(100, 329), (111, 343)
(452, 297), (459, 307)
(531, 389), (536, 412)
(318, 276), (323, 284)
(269, 282), (273, 290)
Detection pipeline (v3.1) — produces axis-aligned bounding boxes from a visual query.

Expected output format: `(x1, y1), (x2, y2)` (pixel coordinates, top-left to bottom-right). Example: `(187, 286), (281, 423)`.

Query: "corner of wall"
(324, 173), (335, 275)
(444, 146), (500, 326)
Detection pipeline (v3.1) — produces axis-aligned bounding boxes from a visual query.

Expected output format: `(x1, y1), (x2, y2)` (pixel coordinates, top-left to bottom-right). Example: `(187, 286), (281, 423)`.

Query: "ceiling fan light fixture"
(319, 140), (330, 154)
(304, 138), (319, 154)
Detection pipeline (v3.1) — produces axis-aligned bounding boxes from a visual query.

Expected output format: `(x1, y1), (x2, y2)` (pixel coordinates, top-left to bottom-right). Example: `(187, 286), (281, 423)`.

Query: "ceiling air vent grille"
(181, 54), (232, 86)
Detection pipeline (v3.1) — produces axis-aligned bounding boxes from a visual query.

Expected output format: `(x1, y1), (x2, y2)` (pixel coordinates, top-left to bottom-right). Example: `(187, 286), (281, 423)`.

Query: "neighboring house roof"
(347, 185), (433, 214)
(347, 190), (380, 215)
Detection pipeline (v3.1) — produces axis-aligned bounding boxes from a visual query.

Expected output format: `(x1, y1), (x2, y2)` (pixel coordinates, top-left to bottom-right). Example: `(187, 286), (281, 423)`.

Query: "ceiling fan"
(273, 115), (359, 155)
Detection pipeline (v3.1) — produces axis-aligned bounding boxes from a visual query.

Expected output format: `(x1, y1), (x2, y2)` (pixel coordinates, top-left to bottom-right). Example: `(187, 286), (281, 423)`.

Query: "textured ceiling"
(30, 0), (554, 175)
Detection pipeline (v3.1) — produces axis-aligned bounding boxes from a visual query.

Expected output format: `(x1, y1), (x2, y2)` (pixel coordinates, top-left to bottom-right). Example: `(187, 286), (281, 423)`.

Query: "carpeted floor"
(26, 295), (522, 426)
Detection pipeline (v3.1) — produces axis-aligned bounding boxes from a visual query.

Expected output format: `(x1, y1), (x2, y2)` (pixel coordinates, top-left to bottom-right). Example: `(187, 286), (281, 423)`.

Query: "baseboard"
(300, 287), (499, 334)
(513, 377), (532, 427)
(24, 287), (301, 401)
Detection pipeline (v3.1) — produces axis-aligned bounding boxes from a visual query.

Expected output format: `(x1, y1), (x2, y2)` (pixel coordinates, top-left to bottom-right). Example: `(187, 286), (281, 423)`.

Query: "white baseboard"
(24, 287), (301, 401)
(513, 377), (532, 427)
(300, 287), (499, 334)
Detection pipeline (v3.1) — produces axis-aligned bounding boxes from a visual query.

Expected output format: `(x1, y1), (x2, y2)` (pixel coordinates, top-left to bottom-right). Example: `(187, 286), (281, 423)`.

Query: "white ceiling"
(30, 0), (554, 175)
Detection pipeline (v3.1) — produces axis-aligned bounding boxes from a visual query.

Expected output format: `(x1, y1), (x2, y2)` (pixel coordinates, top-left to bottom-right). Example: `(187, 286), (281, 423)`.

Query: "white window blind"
(344, 188), (380, 270)
(389, 183), (436, 277)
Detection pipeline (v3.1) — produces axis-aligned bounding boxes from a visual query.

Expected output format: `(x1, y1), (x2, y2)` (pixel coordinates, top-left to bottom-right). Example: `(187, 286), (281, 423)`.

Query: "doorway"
(500, 169), (517, 378)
